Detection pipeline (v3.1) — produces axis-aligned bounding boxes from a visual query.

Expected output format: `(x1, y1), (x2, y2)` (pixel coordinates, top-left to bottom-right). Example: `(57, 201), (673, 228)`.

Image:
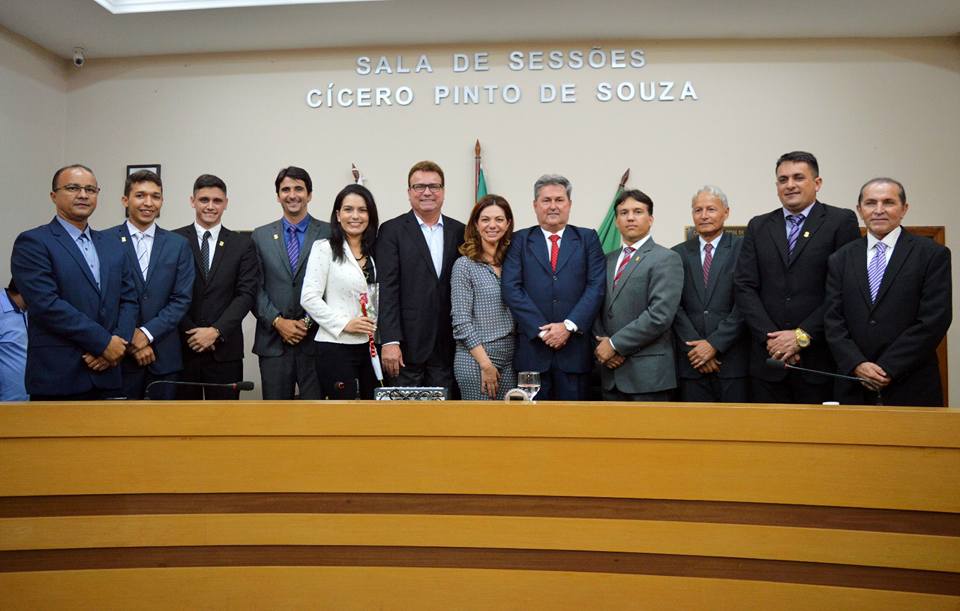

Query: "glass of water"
(517, 371), (541, 402)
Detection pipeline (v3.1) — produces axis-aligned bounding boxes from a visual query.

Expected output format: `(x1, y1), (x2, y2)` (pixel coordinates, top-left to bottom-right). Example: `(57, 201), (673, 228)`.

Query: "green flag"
(476, 166), (488, 201)
(597, 170), (629, 254)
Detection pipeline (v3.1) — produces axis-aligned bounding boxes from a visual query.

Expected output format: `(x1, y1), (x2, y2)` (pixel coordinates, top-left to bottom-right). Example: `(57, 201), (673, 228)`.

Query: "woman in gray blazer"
(451, 195), (516, 400)
(301, 184), (380, 399)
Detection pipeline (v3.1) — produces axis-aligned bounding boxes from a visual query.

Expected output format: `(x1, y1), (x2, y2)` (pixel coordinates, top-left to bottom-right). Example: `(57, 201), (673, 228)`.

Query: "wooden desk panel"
(1, 401), (958, 608)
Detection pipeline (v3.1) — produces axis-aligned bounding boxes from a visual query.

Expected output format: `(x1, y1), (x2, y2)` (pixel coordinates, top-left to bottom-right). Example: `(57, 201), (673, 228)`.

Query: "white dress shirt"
(866, 226), (901, 267)
(193, 222), (221, 270)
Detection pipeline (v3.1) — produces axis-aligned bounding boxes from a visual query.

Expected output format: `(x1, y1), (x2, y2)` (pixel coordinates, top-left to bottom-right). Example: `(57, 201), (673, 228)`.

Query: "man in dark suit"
(175, 174), (259, 400)
(251, 166), (330, 399)
(502, 174), (605, 401)
(672, 186), (750, 403)
(11, 164), (138, 400)
(735, 151), (860, 403)
(593, 189), (681, 401)
(825, 178), (951, 406)
(376, 161), (465, 392)
(110, 170), (194, 400)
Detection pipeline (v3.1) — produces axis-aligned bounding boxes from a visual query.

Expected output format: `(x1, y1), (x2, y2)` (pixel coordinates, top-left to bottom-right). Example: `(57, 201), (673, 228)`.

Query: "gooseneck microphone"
(765, 358), (882, 405)
(144, 380), (255, 399)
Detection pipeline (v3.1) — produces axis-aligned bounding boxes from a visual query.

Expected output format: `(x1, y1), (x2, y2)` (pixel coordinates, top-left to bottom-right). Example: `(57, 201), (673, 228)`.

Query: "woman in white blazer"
(301, 184), (380, 399)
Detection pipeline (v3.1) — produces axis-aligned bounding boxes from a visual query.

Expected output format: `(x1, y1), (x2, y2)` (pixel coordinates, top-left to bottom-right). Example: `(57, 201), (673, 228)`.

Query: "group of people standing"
(5, 151), (951, 406)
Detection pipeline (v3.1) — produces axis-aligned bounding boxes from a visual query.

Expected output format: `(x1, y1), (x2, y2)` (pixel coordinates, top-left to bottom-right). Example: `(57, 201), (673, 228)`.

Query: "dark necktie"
(868, 242), (887, 302)
(549, 234), (560, 272)
(200, 230), (211, 277)
(786, 214), (805, 255)
(613, 246), (635, 286)
(286, 225), (300, 272)
(702, 242), (714, 287)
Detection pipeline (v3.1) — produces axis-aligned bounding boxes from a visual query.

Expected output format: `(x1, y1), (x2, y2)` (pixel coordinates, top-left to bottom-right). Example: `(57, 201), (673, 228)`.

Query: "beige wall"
(0, 27), (68, 280)
(3, 32), (958, 398)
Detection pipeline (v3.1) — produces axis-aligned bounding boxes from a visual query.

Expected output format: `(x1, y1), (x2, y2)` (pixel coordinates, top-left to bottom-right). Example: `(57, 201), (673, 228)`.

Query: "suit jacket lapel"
(849, 238), (872, 307)
(703, 233), (732, 305)
(611, 239), (652, 303)
(117, 225), (146, 291)
(554, 227), (580, 274)
(406, 211), (439, 281)
(528, 228), (553, 275)
(872, 230), (913, 309)
(146, 229), (167, 285)
(207, 227), (229, 283)
(440, 215), (461, 282)
(765, 210), (791, 267)
(684, 239), (706, 305)
(50, 220), (100, 293)
(296, 216), (323, 278)
(788, 201), (825, 264)
(269, 220), (294, 280)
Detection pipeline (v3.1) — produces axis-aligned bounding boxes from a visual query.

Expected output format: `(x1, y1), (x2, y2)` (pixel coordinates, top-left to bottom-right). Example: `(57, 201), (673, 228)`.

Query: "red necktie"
(549, 234), (560, 272)
(613, 246), (635, 286)
(702, 242), (713, 287)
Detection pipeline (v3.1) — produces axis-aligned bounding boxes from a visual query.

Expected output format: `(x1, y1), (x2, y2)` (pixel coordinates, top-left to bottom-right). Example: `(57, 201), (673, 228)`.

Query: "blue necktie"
(286, 225), (300, 272)
(786, 214), (805, 255)
(868, 242), (887, 302)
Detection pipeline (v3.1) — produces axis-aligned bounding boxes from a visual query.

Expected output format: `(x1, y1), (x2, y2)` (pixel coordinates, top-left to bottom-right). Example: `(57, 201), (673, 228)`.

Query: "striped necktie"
(868, 242), (887, 302)
(786, 214), (805, 255)
(613, 246), (635, 286)
(702, 242), (714, 287)
(135, 231), (149, 279)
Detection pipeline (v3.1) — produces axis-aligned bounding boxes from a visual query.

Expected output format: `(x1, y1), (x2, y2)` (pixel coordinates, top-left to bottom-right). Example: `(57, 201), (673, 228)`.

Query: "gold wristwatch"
(794, 328), (811, 348)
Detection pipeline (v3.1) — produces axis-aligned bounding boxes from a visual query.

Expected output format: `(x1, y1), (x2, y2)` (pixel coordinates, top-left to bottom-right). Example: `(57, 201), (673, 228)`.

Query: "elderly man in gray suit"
(594, 189), (683, 401)
(672, 186), (750, 403)
(251, 166), (330, 399)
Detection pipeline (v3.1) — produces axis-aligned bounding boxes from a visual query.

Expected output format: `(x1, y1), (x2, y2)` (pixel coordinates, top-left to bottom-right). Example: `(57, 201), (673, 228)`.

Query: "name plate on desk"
(374, 387), (447, 401)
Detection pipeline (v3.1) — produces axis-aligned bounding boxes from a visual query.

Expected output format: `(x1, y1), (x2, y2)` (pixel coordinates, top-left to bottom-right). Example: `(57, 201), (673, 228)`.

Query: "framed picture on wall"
(126, 164), (161, 178)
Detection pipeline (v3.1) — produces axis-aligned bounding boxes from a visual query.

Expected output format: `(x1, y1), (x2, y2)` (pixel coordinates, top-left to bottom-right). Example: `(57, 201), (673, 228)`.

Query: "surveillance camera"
(73, 47), (85, 68)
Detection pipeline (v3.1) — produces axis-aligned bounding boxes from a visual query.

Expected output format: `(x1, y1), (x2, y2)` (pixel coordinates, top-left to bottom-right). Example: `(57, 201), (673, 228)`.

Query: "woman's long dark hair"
(329, 183), (379, 263)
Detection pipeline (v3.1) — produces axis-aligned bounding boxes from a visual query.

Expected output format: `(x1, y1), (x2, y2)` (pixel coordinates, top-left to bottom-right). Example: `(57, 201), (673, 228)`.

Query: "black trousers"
(751, 374), (832, 404)
(177, 351), (243, 400)
(679, 375), (750, 403)
(315, 342), (378, 400)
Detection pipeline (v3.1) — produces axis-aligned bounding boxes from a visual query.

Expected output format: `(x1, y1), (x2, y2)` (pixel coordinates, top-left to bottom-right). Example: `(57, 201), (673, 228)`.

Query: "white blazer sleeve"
(300, 240), (351, 338)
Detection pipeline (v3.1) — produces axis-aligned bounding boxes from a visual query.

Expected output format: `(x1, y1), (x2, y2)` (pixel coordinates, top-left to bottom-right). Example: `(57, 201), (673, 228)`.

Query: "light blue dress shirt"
(0, 289), (28, 401)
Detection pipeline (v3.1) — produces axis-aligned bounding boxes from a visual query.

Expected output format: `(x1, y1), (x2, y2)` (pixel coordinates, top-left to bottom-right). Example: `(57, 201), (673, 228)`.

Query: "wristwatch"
(794, 328), (811, 348)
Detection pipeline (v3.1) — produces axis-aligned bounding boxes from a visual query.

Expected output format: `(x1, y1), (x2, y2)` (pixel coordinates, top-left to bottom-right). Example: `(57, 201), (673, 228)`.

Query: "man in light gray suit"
(251, 166), (330, 399)
(672, 186), (749, 403)
(594, 189), (683, 401)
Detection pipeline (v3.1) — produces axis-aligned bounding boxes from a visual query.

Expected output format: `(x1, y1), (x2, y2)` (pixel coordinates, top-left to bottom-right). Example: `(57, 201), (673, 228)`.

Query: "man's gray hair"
(534, 174), (572, 200)
(692, 185), (729, 208)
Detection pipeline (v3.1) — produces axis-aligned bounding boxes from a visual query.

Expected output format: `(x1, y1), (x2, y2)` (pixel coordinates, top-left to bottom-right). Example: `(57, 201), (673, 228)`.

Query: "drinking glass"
(517, 371), (541, 402)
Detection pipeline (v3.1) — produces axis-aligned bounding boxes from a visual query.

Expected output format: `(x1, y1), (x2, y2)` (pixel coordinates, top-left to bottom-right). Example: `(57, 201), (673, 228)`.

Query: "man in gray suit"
(251, 166), (330, 399)
(594, 189), (683, 401)
(672, 186), (750, 403)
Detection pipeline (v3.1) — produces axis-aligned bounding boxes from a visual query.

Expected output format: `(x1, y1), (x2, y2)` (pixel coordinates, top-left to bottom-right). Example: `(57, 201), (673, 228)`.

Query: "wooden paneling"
(2, 568), (955, 611)
(1, 402), (958, 608)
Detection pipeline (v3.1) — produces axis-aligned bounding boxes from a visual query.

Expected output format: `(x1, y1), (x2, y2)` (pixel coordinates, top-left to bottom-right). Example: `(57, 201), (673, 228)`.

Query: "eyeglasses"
(409, 183), (444, 193)
(55, 184), (101, 195)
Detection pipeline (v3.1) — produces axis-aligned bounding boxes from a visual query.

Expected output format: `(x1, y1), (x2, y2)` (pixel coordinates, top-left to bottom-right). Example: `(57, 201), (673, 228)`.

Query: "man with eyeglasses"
(376, 160), (465, 394)
(11, 164), (138, 400)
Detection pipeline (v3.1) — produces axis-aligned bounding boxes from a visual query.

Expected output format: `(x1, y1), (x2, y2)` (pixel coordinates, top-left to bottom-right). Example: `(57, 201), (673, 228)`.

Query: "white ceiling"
(2, 0), (959, 60)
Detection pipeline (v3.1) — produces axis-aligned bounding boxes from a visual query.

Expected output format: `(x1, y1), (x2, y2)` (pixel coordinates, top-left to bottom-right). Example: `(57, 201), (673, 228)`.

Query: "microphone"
(765, 358), (882, 405)
(144, 380), (255, 399)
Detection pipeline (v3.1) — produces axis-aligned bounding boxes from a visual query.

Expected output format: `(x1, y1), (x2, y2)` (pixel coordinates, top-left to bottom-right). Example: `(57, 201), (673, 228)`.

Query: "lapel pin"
(273, 234), (278, 240)
(121, 236), (127, 243)
(219, 241), (224, 247)
(803, 231), (810, 238)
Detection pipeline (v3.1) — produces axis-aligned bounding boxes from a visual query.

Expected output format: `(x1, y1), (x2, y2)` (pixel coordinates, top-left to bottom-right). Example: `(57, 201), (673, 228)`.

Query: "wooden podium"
(1, 401), (958, 609)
